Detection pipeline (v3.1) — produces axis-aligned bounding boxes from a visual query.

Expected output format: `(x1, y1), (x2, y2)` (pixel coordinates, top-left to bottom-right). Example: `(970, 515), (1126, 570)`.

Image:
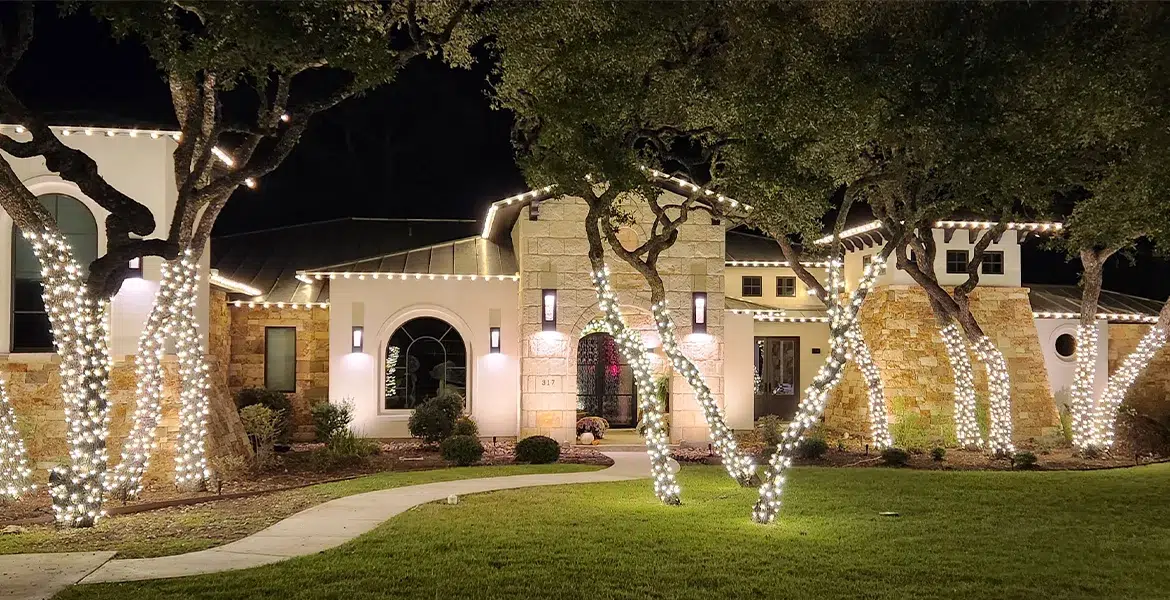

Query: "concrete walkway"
(0, 451), (650, 598)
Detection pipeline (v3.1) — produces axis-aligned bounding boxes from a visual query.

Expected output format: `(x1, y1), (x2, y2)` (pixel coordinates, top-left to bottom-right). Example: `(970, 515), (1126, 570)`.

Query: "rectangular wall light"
(351, 325), (364, 352)
(542, 289), (557, 331)
(692, 292), (707, 334)
(489, 326), (501, 353)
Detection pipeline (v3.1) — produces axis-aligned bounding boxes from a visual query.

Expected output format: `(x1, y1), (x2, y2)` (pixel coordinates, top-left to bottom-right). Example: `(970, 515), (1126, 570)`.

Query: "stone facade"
(1108, 323), (1170, 421)
(219, 291), (330, 440)
(512, 192), (726, 443)
(826, 285), (1062, 442)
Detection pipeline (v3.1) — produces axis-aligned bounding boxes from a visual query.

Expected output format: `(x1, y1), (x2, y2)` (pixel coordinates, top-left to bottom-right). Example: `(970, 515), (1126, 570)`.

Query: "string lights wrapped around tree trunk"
(26, 231), (112, 527)
(591, 267), (681, 504)
(1069, 324), (1099, 452)
(752, 256), (887, 524)
(972, 336), (1014, 456)
(650, 302), (756, 485)
(0, 379), (34, 500)
(846, 333), (893, 449)
(1090, 325), (1169, 450)
(939, 323), (983, 448)
(171, 255), (211, 491)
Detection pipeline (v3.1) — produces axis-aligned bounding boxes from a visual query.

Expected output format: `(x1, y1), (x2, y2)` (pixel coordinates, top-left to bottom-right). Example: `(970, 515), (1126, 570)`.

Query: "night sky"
(6, 6), (1167, 301)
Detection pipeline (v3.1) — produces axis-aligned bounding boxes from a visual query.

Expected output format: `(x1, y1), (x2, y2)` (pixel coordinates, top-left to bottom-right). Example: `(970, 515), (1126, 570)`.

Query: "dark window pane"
(12, 313), (53, 352)
(776, 277), (796, 297)
(55, 197), (98, 236)
(384, 317), (466, 410)
(946, 250), (969, 274)
(265, 327), (297, 392)
(12, 279), (45, 312)
(741, 276), (763, 297)
(982, 251), (1004, 275)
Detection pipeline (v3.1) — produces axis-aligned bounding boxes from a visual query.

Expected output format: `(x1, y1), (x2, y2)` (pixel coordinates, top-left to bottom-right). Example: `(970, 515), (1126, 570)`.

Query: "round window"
(1054, 333), (1076, 359)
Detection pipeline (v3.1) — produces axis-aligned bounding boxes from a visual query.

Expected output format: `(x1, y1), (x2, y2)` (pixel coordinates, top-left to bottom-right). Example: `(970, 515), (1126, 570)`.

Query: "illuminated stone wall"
(826, 285), (1062, 442)
(1108, 323), (1170, 421)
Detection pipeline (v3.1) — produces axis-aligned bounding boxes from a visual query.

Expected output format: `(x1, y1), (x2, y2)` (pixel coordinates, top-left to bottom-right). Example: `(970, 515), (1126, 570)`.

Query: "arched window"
(384, 317), (467, 410)
(12, 194), (98, 352)
(576, 332), (638, 428)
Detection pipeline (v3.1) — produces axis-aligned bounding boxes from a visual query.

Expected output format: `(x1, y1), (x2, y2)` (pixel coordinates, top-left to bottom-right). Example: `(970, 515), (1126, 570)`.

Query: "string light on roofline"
(1032, 311), (1158, 324)
(812, 219), (1064, 245)
(725, 260), (831, 268)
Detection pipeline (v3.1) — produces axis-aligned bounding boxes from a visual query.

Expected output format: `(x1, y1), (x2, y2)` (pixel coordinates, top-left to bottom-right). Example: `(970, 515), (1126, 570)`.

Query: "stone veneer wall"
(1108, 323), (1170, 421)
(223, 293), (330, 441)
(826, 285), (1061, 442)
(10, 292), (250, 484)
(513, 192), (726, 443)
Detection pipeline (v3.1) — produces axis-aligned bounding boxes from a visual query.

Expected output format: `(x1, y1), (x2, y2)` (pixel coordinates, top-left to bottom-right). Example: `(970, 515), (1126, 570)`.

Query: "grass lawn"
(0, 464), (598, 559)
(55, 462), (1170, 600)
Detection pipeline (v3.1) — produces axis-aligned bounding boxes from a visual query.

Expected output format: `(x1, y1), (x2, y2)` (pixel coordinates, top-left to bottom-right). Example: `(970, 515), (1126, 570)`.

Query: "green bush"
(441, 435), (485, 466)
(315, 430), (379, 469)
(975, 394), (991, 442)
(236, 387), (294, 442)
(1012, 451), (1038, 469)
(755, 415), (786, 450)
(408, 391), (465, 444)
(239, 404), (282, 469)
(881, 447), (910, 467)
(311, 400), (353, 443)
(797, 435), (828, 459)
(1058, 405), (1074, 444)
(930, 447), (946, 461)
(453, 415), (479, 437)
(889, 396), (957, 449)
(515, 435), (561, 464)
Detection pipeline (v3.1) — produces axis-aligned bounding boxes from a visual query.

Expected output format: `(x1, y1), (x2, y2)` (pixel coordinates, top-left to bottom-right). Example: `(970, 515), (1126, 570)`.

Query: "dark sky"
(8, 4), (526, 236)
(6, 5), (1167, 301)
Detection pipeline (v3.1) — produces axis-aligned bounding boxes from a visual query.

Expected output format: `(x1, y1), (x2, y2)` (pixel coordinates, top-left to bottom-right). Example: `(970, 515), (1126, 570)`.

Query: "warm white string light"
(650, 301), (756, 485)
(1090, 324), (1169, 450)
(939, 322), (982, 448)
(752, 254), (887, 524)
(847, 334), (893, 448)
(231, 300), (329, 309)
(972, 336), (1014, 456)
(171, 256), (211, 491)
(591, 267), (680, 504)
(1069, 324), (1099, 451)
(0, 379), (34, 500)
(26, 231), (112, 527)
(301, 271), (520, 282)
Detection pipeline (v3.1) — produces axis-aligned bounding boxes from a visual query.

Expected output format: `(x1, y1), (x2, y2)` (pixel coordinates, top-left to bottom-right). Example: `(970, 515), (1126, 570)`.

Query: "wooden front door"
(754, 336), (800, 420)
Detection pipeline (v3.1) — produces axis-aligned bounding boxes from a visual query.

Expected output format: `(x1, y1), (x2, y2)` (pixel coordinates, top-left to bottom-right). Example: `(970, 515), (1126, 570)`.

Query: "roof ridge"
(215, 217), (478, 239)
(302, 235), (489, 272)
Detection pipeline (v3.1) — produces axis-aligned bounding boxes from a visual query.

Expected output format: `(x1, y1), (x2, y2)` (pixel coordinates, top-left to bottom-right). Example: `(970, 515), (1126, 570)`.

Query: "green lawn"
(59, 464), (1170, 600)
(0, 464), (598, 559)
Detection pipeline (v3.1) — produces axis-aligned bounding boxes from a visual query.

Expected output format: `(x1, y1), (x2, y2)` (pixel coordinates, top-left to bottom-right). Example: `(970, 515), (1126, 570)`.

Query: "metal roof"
(1028, 284), (1164, 321)
(302, 236), (517, 278)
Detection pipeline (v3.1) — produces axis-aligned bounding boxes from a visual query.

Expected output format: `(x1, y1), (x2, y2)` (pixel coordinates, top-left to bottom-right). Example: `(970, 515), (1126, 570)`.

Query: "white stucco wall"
(1034, 318), (1109, 404)
(842, 228), (1022, 292)
(328, 276), (521, 439)
(0, 129), (193, 357)
(723, 264), (827, 308)
(723, 310), (756, 430)
(751, 320), (831, 414)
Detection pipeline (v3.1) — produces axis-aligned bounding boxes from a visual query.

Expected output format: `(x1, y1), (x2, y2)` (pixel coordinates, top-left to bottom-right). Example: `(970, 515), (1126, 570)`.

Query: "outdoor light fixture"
(351, 326), (364, 353)
(489, 327), (501, 353)
(692, 292), (707, 334)
(542, 289), (557, 331)
(127, 257), (143, 279)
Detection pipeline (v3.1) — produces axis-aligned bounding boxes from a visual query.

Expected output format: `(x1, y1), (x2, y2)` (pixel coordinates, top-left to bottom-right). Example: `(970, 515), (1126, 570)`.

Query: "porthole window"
(1054, 333), (1076, 359)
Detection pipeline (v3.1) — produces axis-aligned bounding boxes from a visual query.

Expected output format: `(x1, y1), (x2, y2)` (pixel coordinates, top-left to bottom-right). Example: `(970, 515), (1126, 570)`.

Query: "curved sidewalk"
(80, 451), (650, 584)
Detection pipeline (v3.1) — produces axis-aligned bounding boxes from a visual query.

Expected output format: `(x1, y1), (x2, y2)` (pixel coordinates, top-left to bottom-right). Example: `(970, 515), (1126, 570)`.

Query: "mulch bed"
(0, 441), (612, 526)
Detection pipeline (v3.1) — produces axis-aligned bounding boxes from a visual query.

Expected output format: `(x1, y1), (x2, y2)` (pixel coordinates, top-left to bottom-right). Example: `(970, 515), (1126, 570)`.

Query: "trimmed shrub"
(515, 435), (561, 464)
(576, 416), (610, 439)
(311, 400), (353, 443)
(239, 404), (282, 469)
(881, 447), (910, 467)
(930, 447), (946, 462)
(441, 435), (485, 466)
(1012, 451), (1038, 469)
(755, 415), (785, 450)
(453, 415), (479, 437)
(409, 391), (465, 444)
(236, 387), (294, 442)
(796, 435), (828, 459)
(315, 430), (380, 469)
(209, 454), (249, 495)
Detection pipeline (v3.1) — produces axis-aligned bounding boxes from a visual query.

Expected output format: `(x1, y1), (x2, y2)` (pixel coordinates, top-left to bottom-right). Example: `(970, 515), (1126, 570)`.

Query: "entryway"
(576, 332), (638, 428)
(754, 336), (800, 420)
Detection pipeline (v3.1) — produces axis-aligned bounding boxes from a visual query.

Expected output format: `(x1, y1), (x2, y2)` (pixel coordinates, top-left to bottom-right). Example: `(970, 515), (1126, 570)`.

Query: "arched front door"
(576, 332), (637, 428)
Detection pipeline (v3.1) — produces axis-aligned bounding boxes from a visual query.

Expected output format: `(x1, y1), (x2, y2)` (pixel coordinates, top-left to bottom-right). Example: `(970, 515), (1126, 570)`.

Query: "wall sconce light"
(351, 325), (364, 353)
(542, 289), (557, 331)
(692, 292), (707, 334)
(490, 326), (501, 353)
(128, 256), (143, 279)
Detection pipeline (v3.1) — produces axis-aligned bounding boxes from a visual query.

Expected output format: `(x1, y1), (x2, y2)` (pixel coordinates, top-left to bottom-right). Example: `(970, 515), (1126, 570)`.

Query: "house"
(3, 127), (1168, 477)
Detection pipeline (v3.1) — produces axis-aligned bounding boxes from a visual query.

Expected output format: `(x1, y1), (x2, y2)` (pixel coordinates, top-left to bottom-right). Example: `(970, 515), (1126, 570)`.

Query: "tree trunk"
(1069, 251), (1107, 450)
(971, 336), (1015, 456)
(1091, 299), (1170, 450)
(0, 379), (34, 499)
(171, 255), (211, 492)
(938, 322), (982, 448)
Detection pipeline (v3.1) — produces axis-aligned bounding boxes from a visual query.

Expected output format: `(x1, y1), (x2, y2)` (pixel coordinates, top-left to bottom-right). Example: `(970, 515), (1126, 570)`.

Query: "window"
(945, 250), (969, 274)
(1055, 333), (1077, 359)
(981, 251), (1005, 275)
(12, 194), (98, 352)
(776, 276), (796, 297)
(741, 276), (763, 297)
(385, 317), (467, 410)
(264, 327), (297, 392)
